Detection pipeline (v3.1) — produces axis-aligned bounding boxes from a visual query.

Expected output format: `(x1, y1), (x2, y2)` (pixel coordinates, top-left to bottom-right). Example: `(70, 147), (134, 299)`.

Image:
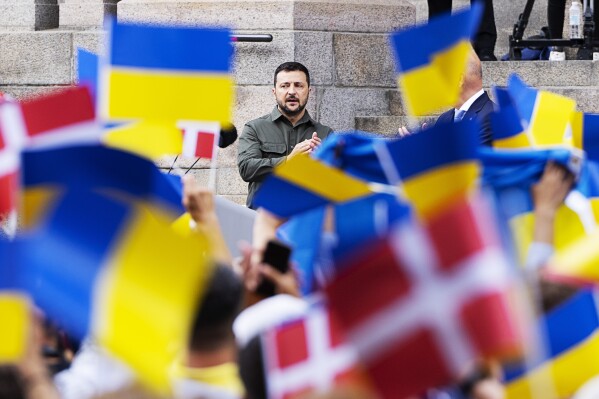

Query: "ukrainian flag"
(546, 228), (599, 283)
(253, 154), (373, 218)
(20, 189), (212, 393)
(100, 20), (234, 123)
(0, 250), (29, 364)
(376, 119), (480, 220)
(389, 3), (483, 117)
(507, 74), (576, 147)
(504, 290), (599, 399)
(491, 88), (533, 149)
(572, 113), (599, 161)
(21, 145), (185, 229)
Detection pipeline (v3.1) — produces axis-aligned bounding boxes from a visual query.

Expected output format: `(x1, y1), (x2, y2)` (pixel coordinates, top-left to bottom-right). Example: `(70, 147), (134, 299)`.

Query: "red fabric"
(20, 86), (94, 137)
(426, 199), (485, 273)
(0, 171), (18, 217)
(263, 306), (364, 399)
(194, 131), (215, 159)
(0, 124), (5, 151)
(327, 239), (411, 328)
(325, 197), (520, 399)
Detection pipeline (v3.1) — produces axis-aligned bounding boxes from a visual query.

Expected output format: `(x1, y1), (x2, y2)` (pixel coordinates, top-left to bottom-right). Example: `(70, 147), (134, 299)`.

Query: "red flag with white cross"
(179, 121), (220, 159)
(324, 196), (522, 399)
(262, 303), (370, 399)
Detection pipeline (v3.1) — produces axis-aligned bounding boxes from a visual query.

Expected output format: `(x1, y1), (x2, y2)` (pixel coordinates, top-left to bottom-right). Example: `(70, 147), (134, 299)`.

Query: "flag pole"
(208, 146), (218, 191)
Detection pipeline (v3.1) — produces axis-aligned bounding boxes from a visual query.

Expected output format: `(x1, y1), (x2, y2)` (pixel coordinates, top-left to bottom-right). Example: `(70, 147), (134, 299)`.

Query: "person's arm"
(526, 161), (575, 270)
(237, 124), (285, 182)
(182, 175), (232, 265)
(16, 310), (61, 399)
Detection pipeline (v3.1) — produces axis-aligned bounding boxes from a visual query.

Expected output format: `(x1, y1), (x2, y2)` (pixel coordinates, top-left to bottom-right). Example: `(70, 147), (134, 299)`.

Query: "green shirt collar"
(270, 106), (315, 126)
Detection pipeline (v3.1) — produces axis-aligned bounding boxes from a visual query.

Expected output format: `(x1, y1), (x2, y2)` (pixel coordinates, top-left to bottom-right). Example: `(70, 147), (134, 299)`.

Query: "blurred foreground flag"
(0, 86), (98, 148)
(21, 145), (185, 228)
(0, 256), (30, 364)
(390, 3), (482, 116)
(179, 120), (220, 159)
(21, 189), (212, 393)
(253, 154), (373, 218)
(101, 20), (234, 123)
(103, 120), (184, 160)
(375, 119), (480, 219)
(504, 290), (599, 399)
(262, 303), (368, 399)
(572, 113), (599, 162)
(0, 120), (19, 218)
(325, 196), (521, 399)
(490, 88), (533, 149)
(545, 229), (599, 284)
(507, 74), (576, 147)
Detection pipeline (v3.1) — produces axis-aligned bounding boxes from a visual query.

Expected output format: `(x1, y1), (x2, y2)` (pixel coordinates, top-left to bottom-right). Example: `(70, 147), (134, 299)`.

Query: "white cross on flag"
(262, 303), (368, 399)
(0, 98), (24, 217)
(179, 121), (220, 159)
(325, 196), (521, 399)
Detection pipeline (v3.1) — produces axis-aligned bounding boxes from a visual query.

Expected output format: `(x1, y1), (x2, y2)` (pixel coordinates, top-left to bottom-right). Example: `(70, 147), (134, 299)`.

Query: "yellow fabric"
(399, 40), (471, 117)
(571, 111), (584, 150)
(175, 362), (244, 397)
(401, 161), (479, 220)
(104, 69), (234, 123)
(506, 332), (599, 399)
(94, 205), (213, 394)
(20, 187), (61, 230)
(549, 229), (599, 281)
(493, 131), (533, 149)
(0, 293), (29, 363)
(529, 91), (576, 147)
(103, 120), (183, 160)
(171, 213), (193, 237)
(276, 155), (372, 202)
(510, 205), (588, 265)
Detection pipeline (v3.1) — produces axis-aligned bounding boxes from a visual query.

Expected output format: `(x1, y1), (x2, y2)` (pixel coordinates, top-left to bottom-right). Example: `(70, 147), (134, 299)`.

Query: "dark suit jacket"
(435, 91), (495, 146)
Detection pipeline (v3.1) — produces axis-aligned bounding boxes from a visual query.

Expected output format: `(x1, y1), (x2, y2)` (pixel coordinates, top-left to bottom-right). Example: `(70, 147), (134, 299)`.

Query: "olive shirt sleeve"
(237, 123), (286, 183)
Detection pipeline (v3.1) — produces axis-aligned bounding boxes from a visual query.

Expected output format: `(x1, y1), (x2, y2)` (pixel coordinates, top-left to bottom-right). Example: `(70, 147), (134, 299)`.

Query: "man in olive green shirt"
(237, 62), (333, 209)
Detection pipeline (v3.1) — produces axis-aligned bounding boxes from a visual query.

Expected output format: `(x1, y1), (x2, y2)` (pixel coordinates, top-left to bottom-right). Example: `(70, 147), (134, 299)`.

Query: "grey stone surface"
(293, 0), (415, 33)
(220, 195), (247, 206)
(0, 85), (68, 100)
(388, 90), (405, 116)
(483, 61), (594, 88)
(217, 167), (248, 195)
(355, 115), (437, 135)
(118, 0), (296, 29)
(0, 4), (58, 30)
(333, 33), (396, 88)
(0, 31), (72, 84)
(118, 0), (415, 32)
(60, 3), (110, 27)
(295, 31), (334, 86)
(72, 31), (106, 82)
(233, 31), (295, 86)
(318, 87), (391, 130)
(550, 87), (599, 114)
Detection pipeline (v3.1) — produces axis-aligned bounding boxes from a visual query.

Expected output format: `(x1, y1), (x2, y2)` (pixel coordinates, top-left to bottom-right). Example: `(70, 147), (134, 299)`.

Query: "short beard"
(277, 99), (306, 117)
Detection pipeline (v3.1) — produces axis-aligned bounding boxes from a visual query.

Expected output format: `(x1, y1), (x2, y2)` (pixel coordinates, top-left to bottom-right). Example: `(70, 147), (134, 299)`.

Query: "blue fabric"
(22, 145), (185, 215)
(314, 132), (393, 185)
(109, 19), (232, 72)
(77, 48), (99, 105)
(583, 114), (599, 162)
(491, 88), (525, 140)
(507, 74), (537, 124)
(390, 2), (482, 72)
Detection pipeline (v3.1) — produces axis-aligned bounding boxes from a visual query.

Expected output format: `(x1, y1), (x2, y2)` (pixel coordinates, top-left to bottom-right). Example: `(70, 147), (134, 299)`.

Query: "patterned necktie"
(454, 109), (466, 122)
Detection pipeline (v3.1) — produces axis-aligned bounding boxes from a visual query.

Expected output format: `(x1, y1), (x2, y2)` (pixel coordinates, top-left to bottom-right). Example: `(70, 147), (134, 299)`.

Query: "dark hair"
(273, 62), (310, 87)
(238, 335), (267, 399)
(189, 265), (243, 352)
(0, 366), (25, 399)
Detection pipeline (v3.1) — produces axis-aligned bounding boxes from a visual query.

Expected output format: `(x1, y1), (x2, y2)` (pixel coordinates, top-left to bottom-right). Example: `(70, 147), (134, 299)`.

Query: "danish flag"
(325, 196), (521, 399)
(0, 87), (97, 217)
(262, 303), (368, 399)
(179, 121), (220, 159)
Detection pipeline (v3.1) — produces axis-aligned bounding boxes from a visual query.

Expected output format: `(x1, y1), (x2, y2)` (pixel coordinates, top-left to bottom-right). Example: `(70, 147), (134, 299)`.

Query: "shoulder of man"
(244, 112), (275, 129)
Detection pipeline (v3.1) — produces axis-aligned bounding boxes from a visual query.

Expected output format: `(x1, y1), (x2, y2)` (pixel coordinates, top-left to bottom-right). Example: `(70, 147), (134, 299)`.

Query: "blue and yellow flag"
(572, 113), (599, 161)
(103, 120), (184, 160)
(376, 119), (480, 219)
(546, 228), (599, 284)
(0, 246), (30, 364)
(21, 145), (184, 229)
(507, 74), (577, 147)
(390, 3), (482, 116)
(100, 20), (234, 123)
(20, 189), (212, 393)
(491, 88), (533, 149)
(253, 154), (373, 218)
(77, 48), (99, 105)
(504, 289), (599, 399)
